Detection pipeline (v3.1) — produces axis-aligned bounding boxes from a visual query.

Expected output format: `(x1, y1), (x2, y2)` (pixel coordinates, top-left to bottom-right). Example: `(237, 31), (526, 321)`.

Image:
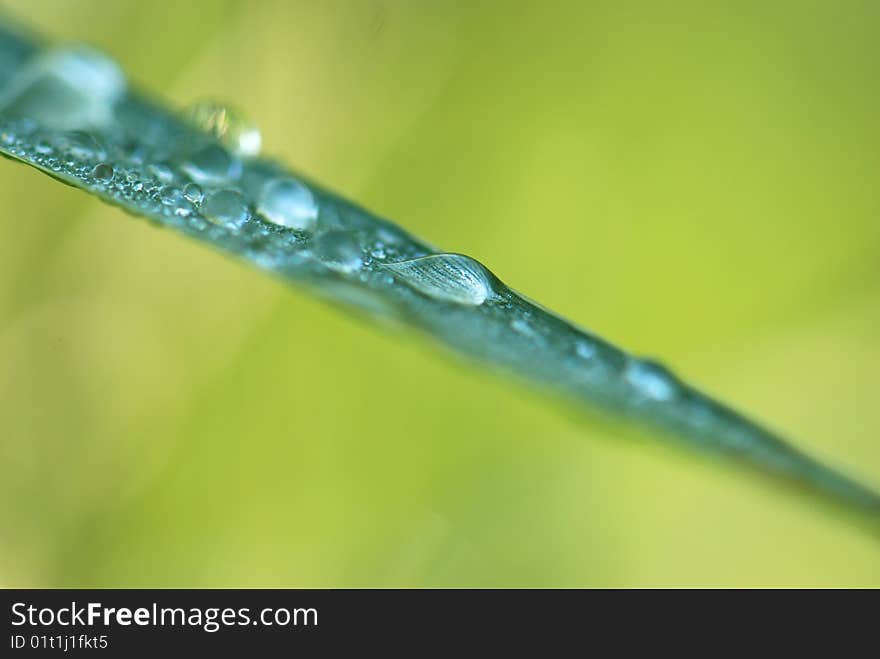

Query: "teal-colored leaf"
(0, 22), (877, 522)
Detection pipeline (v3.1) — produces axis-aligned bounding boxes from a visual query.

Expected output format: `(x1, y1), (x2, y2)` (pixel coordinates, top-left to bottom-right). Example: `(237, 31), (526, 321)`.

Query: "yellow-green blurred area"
(1, 0), (879, 586)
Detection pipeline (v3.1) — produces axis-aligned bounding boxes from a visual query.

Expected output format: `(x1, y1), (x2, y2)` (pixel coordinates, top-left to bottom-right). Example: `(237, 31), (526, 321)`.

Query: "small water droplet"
(513, 317), (541, 337)
(257, 177), (318, 230)
(575, 341), (596, 360)
(182, 182), (204, 204)
(381, 253), (495, 306)
(624, 359), (677, 401)
(184, 100), (261, 157)
(180, 143), (239, 185)
(314, 230), (363, 273)
(91, 162), (114, 182)
(34, 139), (53, 154)
(202, 189), (249, 230)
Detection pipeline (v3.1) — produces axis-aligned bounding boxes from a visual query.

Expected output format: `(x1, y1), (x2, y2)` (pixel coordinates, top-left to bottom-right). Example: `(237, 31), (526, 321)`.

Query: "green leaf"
(1, 21), (877, 522)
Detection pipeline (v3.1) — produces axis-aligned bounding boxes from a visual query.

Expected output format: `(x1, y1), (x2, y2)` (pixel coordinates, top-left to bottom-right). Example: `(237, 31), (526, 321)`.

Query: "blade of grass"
(0, 21), (877, 524)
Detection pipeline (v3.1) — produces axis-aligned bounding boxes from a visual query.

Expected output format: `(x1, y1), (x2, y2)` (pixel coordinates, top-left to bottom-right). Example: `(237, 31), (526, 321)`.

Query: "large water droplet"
(624, 358), (677, 401)
(381, 253), (495, 306)
(314, 230), (363, 273)
(0, 46), (125, 131)
(184, 100), (261, 157)
(202, 189), (249, 230)
(180, 143), (239, 185)
(257, 177), (317, 230)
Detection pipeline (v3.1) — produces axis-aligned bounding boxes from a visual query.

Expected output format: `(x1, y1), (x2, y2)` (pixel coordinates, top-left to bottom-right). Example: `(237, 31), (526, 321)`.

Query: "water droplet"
(184, 100), (261, 157)
(624, 359), (677, 401)
(257, 177), (317, 230)
(159, 186), (184, 206)
(91, 163), (114, 182)
(512, 317), (533, 334)
(202, 189), (249, 230)
(381, 253), (495, 306)
(57, 131), (105, 161)
(314, 230), (363, 273)
(148, 162), (175, 184)
(180, 143), (239, 185)
(182, 182), (204, 204)
(575, 340), (596, 360)
(34, 139), (53, 154)
(0, 46), (125, 131)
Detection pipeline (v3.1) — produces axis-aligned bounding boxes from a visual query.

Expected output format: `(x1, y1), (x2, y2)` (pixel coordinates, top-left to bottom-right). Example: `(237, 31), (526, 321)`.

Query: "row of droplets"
(0, 43), (683, 408)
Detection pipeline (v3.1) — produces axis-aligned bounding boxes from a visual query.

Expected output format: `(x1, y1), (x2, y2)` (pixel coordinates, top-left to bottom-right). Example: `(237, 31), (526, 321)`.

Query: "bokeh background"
(1, 0), (879, 586)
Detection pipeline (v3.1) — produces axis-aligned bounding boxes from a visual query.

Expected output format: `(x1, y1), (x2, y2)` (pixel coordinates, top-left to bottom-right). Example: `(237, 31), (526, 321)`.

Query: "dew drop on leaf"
(57, 130), (105, 161)
(202, 189), (249, 230)
(257, 177), (317, 230)
(314, 230), (363, 273)
(624, 359), (677, 401)
(159, 186), (184, 206)
(381, 254), (495, 306)
(91, 162), (113, 182)
(184, 100), (261, 158)
(180, 143), (239, 185)
(575, 340), (596, 360)
(148, 162), (175, 184)
(182, 182), (204, 204)
(0, 45), (125, 131)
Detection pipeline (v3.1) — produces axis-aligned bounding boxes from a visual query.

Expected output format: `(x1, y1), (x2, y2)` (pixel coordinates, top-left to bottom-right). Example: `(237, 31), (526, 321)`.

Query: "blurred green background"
(1, 0), (879, 586)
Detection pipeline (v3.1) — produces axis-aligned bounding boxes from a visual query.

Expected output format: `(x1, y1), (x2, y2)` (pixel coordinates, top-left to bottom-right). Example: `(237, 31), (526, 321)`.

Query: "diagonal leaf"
(1, 21), (878, 522)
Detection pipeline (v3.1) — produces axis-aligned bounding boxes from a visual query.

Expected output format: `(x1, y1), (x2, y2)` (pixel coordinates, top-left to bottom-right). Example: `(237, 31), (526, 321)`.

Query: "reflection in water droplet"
(625, 359), (677, 401)
(381, 253), (495, 306)
(257, 178), (317, 230)
(91, 162), (114, 182)
(148, 162), (174, 183)
(180, 144), (238, 185)
(512, 316), (534, 335)
(0, 46), (125, 131)
(184, 100), (261, 157)
(182, 182), (204, 204)
(160, 186), (184, 206)
(57, 131), (104, 161)
(314, 230), (363, 273)
(202, 189), (249, 230)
